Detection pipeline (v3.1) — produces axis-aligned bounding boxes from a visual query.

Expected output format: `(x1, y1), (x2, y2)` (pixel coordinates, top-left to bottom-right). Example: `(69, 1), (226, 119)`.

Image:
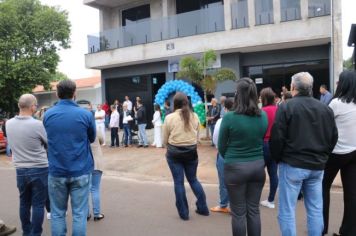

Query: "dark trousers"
(46, 191), (50, 213)
(16, 167), (48, 236)
(225, 159), (265, 236)
(263, 141), (279, 202)
(323, 150), (356, 236)
(166, 157), (208, 219)
(110, 127), (119, 147)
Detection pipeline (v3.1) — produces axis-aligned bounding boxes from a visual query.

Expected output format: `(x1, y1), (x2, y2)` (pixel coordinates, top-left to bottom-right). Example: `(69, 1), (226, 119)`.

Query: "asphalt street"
(0, 167), (344, 236)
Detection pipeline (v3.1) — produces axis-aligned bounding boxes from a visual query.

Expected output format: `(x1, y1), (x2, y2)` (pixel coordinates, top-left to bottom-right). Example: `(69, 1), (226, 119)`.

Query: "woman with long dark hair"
(322, 70), (356, 236)
(218, 78), (268, 236)
(259, 88), (279, 209)
(163, 92), (209, 221)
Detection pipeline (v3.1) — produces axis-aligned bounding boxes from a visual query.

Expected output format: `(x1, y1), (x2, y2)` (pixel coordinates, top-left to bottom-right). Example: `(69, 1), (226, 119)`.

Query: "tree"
(177, 49), (237, 138)
(343, 57), (354, 70)
(49, 71), (70, 82)
(0, 0), (70, 115)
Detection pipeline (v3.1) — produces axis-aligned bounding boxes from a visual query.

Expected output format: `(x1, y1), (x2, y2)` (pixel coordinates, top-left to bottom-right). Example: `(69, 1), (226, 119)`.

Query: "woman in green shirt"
(218, 78), (268, 236)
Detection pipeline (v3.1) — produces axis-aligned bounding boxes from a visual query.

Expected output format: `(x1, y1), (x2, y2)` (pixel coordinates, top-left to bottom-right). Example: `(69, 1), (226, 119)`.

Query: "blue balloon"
(155, 80), (203, 115)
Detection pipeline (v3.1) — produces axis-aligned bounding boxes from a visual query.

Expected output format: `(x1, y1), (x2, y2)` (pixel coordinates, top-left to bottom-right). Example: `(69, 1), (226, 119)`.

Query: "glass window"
(281, 0), (301, 21)
(254, 0), (274, 25)
(122, 4), (150, 26)
(308, 0), (331, 17)
(231, 0), (249, 29)
(176, 0), (222, 14)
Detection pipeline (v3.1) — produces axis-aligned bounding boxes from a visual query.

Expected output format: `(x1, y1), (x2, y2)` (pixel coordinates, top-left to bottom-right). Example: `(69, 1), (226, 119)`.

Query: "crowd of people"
(1, 69), (356, 236)
(94, 95), (165, 149)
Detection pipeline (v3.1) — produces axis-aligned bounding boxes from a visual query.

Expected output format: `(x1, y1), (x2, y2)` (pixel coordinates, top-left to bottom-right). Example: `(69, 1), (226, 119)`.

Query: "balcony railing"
(231, 0), (249, 29)
(281, 7), (301, 22)
(308, 0), (331, 17)
(88, 4), (225, 53)
(255, 0), (274, 25)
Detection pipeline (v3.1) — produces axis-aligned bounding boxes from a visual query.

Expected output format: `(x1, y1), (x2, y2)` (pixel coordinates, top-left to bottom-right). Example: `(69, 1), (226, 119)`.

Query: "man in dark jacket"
(207, 98), (220, 146)
(135, 99), (148, 148)
(270, 72), (338, 236)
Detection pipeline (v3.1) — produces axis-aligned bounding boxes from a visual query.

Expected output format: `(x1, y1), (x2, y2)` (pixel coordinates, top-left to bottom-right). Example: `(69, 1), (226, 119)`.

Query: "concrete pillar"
(162, 0), (168, 17)
(163, 0), (176, 16)
(100, 7), (119, 30)
(331, 0), (343, 92)
(300, 0), (308, 20)
(151, 0), (162, 19)
(273, 0), (281, 24)
(247, 0), (256, 27)
(101, 72), (105, 104)
(223, 0), (232, 31)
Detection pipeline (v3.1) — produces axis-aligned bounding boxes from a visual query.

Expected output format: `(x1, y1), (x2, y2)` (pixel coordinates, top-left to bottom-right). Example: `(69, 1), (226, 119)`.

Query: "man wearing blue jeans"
(270, 72), (338, 236)
(207, 98), (220, 146)
(44, 80), (96, 236)
(6, 94), (48, 236)
(135, 100), (148, 148)
(122, 104), (133, 147)
(210, 98), (234, 213)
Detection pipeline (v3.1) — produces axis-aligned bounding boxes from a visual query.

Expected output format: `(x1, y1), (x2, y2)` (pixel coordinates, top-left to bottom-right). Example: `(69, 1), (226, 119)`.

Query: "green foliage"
(177, 56), (202, 83)
(0, 0), (71, 115)
(177, 49), (237, 95)
(177, 49), (237, 136)
(343, 57), (354, 70)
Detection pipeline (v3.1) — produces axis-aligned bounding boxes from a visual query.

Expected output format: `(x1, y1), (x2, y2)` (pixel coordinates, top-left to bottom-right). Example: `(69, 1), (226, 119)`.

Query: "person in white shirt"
(95, 105), (106, 146)
(322, 70), (356, 236)
(211, 98), (234, 214)
(152, 104), (163, 148)
(122, 104), (134, 147)
(109, 105), (120, 147)
(124, 96), (133, 111)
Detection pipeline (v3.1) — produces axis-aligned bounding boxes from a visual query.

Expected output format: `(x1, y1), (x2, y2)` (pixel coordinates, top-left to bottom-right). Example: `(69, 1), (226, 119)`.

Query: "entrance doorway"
(243, 60), (329, 98)
(105, 73), (166, 128)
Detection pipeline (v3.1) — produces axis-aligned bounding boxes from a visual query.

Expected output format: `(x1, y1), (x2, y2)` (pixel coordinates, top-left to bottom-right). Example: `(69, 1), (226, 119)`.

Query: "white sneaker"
(260, 200), (275, 209)
(47, 213), (51, 220)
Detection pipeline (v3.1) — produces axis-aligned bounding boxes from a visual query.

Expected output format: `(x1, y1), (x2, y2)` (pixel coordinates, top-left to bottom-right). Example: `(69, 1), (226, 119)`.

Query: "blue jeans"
(278, 163), (324, 236)
(104, 115), (110, 129)
(48, 174), (90, 236)
(209, 124), (215, 145)
(88, 170), (102, 217)
(138, 124), (147, 146)
(16, 167), (48, 236)
(166, 157), (208, 219)
(216, 153), (229, 208)
(263, 141), (279, 202)
(123, 124), (131, 145)
(5, 138), (11, 157)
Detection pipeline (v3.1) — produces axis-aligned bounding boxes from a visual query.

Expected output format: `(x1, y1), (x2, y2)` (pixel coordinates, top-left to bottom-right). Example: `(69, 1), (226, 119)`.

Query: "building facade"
(84, 0), (342, 121)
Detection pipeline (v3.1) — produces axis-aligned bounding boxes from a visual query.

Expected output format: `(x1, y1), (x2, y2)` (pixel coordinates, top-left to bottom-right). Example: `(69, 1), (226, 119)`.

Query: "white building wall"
(34, 87), (102, 108)
(76, 88), (102, 106)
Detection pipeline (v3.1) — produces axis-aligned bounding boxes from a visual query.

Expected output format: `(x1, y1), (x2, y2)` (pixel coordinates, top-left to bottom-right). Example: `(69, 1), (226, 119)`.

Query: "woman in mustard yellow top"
(163, 92), (209, 221)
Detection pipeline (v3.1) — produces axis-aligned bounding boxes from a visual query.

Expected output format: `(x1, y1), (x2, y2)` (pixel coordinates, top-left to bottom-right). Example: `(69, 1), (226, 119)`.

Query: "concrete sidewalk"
(0, 128), (343, 188)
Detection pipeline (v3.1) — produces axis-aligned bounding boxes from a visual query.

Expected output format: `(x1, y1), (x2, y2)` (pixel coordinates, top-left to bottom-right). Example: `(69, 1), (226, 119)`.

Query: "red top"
(262, 105), (278, 141)
(102, 103), (110, 115)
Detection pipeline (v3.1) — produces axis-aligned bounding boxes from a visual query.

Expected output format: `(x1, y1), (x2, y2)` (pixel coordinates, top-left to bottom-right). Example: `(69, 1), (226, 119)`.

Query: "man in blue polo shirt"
(44, 79), (96, 236)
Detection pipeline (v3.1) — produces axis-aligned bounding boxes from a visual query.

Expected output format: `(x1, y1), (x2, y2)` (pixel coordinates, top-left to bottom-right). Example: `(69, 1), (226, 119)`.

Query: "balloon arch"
(154, 80), (206, 124)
